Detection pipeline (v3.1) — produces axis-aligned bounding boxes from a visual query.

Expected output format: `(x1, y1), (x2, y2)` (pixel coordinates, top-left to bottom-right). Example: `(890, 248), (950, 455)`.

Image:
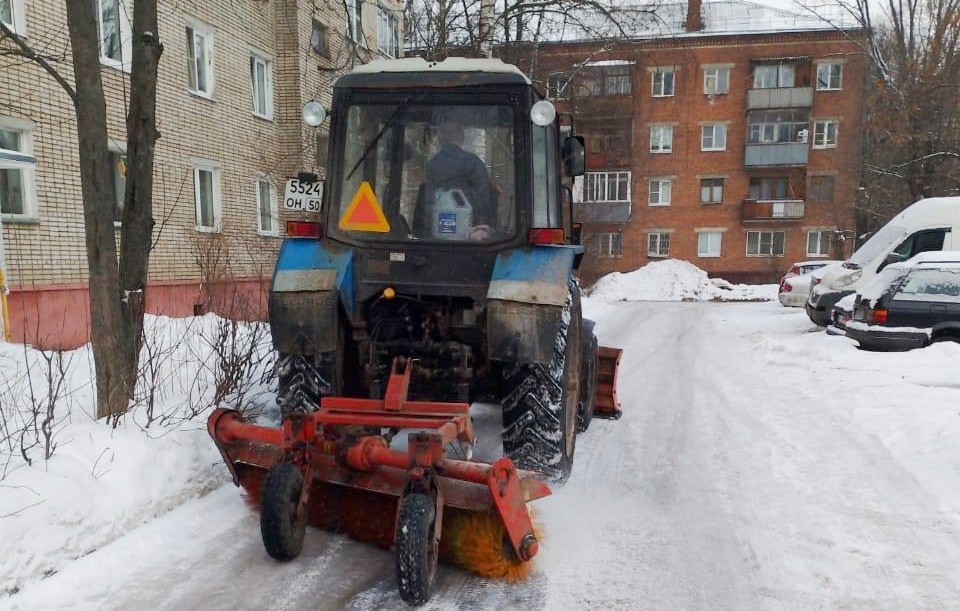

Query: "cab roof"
(336, 58), (532, 89)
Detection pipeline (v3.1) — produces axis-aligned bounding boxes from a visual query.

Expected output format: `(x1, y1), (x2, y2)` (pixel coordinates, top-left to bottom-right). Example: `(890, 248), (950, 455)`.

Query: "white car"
(778, 260), (842, 307)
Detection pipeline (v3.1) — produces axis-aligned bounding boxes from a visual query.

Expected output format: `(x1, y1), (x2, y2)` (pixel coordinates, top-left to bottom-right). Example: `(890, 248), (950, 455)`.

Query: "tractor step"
(594, 346), (623, 420)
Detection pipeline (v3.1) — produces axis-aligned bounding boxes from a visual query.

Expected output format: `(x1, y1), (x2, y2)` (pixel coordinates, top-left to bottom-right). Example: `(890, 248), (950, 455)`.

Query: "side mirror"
(561, 135), (585, 177)
(878, 251), (905, 272)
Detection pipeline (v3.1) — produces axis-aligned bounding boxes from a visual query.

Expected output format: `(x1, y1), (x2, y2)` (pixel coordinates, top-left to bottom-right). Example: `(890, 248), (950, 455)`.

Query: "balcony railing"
(742, 199), (805, 221)
(746, 87), (813, 109)
(744, 142), (809, 166)
(573, 201), (632, 223)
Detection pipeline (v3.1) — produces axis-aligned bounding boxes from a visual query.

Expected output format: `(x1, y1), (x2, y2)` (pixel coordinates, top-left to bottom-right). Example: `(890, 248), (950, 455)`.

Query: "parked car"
(807, 196), (960, 326)
(826, 292), (856, 335)
(845, 251), (960, 351)
(778, 260), (842, 307)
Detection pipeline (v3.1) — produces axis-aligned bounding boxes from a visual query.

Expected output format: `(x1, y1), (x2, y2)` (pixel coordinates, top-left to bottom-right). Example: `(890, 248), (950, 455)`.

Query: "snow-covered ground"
(3, 260), (959, 610)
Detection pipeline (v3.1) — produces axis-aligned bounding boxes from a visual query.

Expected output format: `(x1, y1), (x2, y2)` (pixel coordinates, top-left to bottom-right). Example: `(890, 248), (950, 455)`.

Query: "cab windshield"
(331, 101), (518, 243)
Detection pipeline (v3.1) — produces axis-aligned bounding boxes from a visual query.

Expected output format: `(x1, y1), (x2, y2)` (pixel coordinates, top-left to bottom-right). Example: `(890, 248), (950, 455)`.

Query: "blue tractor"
(268, 58), (621, 482)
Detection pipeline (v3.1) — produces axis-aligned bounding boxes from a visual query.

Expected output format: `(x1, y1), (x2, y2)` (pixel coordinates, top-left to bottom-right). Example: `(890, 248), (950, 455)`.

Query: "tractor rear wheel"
(501, 282), (582, 482)
(260, 462), (307, 561)
(395, 493), (438, 606)
(276, 326), (344, 416)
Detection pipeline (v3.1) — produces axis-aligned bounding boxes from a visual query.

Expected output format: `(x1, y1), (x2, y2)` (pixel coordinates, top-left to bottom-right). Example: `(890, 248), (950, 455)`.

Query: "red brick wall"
(532, 31), (865, 286)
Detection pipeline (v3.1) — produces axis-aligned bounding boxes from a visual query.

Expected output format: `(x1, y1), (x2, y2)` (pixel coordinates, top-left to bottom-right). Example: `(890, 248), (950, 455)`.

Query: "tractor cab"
(322, 58), (583, 251)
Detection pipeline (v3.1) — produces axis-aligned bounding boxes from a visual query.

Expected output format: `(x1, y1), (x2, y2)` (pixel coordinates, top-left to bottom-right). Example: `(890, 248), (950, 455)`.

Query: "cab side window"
(892, 229), (948, 260)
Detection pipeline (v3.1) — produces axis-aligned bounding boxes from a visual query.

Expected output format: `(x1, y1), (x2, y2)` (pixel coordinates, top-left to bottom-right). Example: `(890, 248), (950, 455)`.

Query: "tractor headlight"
(530, 100), (556, 126)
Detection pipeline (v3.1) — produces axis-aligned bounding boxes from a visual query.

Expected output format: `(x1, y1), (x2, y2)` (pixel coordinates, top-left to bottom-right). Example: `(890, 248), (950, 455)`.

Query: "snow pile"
(587, 259), (777, 302)
(0, 314), (275, 596)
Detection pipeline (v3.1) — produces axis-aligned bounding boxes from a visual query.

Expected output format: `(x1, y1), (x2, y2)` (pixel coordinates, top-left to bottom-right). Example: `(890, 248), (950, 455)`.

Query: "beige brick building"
(0, 0), (402, 347)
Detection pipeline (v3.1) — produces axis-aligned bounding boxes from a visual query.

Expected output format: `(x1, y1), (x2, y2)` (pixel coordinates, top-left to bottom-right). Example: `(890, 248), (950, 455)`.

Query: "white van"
(806, 196), (960, 326)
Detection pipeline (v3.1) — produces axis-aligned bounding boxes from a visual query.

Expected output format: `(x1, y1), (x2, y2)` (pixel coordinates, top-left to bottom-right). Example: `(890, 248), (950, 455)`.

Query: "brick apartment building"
(0, 0), (401, 347)
(527, 0), (866, 285)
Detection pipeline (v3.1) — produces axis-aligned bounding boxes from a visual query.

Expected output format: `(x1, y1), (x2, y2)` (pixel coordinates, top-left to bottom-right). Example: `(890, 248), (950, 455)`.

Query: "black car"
(846, 253), (960, 351)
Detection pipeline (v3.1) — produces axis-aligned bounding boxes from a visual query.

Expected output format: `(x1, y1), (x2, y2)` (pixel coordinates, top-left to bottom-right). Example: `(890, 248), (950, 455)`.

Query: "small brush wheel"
(395, 493), (438, 606)
(260, 461), (306, 561)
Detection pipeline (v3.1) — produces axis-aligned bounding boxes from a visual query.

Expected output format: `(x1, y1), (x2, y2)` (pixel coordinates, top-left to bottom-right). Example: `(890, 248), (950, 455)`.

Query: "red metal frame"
(208, 357), (549, 565)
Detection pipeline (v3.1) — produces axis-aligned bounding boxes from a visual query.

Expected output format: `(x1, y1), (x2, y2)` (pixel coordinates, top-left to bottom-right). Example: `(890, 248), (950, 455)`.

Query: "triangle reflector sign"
(339, 181), (390, 233)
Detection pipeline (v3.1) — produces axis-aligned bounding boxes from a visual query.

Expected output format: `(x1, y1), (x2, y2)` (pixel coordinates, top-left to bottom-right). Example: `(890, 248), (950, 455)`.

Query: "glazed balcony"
(744, 142), (809, 166)
(741, 199), (805, 221)
(746, 87), (813, 109)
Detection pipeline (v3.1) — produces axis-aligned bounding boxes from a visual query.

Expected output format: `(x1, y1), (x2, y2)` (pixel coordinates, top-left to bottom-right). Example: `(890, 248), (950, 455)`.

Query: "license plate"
(283, 179), (324, 212)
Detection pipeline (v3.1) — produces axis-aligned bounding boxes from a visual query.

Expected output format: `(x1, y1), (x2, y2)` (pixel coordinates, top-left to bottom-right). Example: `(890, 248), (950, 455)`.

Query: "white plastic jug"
(431, 188), (473, 240)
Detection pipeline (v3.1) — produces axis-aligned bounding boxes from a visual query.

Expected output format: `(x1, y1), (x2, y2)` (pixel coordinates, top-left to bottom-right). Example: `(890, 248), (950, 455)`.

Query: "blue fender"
(486, 245), (583, 364)
(269, 239), (354, 354)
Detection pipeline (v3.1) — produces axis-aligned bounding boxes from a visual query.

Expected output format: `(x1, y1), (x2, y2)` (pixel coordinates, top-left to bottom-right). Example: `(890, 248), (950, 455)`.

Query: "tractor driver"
(425, 119), (496, 240)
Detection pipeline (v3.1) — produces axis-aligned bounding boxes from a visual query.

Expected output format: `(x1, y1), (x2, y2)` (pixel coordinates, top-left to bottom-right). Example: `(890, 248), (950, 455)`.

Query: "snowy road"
(8, 301), (960, 610)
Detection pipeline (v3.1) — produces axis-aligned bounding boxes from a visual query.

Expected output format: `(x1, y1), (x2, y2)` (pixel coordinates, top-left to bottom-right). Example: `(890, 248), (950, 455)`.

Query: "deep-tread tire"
(395, 493), (438, 606)
(276, 327), (344, 416)
(260, 462), (306, 561)
(501, 282), (582, 482)
(577, 333), (599, 433)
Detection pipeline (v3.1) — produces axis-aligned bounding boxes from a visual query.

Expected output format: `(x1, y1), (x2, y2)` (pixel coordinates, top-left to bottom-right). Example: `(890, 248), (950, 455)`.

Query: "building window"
(746, 230), (786, 256)
(648, 179), (672, 206)
(377, 6), (400, 58)
(697, 231), (722, 257)
(346, 0), (362, 43)
(807, 230), (833, 256)
(605, 72), (632, 95)
(186, 23), (214, 96)
(589, 130), (630, 155)
(580, 66), (632, 96)
(546, 73), (570, 99)
(650, 124), (673, 153)
(250, 54), (273, 119)
(97, 0), (132, 70)
(700, 178), (724, 203)
(648, 232), (670, 257)
(753, 63), (794, 89)
(193, 163), (221, 231)
(749, 176), (791, 200)
(703, 66), (730, 94)
(1, 0), (26, 35)
(701, 124), (727, 151)
(109, 148), (126, 222)
(595, 232), (623, 258)
(816, 62), (843, 90)
(584, 171), (630, 203)
(747, 109), (810, 144)
(311, 20), (330, 57)
(651, 68), (675, 97)
(809, 175), (835, 202)
(0, 123), (36, 217)
(812, 119), (838, 148)
(256, 177), (277, 235)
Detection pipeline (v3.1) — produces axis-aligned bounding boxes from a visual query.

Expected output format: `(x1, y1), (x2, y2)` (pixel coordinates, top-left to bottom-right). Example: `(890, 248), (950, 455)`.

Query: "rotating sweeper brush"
(208, 358), (549, 606)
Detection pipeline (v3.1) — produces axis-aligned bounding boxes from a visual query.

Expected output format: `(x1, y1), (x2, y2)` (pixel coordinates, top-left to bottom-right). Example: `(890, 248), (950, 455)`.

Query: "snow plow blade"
(594, 346), (623, 419)
(207, 358), (549, 605)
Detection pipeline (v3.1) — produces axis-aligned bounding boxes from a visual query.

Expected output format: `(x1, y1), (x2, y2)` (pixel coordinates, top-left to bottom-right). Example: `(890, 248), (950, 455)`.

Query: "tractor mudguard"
(486, 246), (582, 365)
(269, 239), (354, 355)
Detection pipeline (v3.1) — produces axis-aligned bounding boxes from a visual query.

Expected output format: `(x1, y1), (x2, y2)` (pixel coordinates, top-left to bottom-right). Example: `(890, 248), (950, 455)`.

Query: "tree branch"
(0, 21), (77, 102)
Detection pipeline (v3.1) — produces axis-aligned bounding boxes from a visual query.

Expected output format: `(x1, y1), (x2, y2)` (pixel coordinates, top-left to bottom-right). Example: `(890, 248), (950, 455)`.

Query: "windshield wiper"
(346, 97), (411, 181)
(843, 261), (861, 270)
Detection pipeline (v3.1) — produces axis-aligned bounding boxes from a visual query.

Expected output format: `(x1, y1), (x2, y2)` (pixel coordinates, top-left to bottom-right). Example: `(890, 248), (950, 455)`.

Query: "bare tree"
(824, 0), (960, 229)
(1, 2), (162, 422)
(405, 0), (658, 61)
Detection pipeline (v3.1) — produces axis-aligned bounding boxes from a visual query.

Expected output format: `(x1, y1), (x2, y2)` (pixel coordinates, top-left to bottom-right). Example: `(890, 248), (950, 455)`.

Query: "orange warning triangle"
(339, 181), (390, 232)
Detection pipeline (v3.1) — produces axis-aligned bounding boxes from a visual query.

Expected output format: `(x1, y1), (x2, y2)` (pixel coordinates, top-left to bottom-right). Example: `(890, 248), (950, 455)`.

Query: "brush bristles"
(440, 509), (541, 582)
